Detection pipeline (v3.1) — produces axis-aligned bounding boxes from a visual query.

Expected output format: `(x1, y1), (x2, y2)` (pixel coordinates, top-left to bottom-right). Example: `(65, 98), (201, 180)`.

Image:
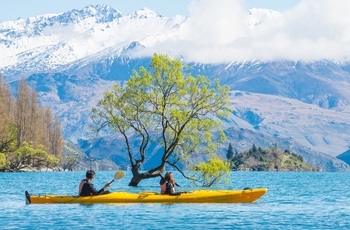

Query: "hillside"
(229, 145), (322, 172)
(63, 141), (119, 171)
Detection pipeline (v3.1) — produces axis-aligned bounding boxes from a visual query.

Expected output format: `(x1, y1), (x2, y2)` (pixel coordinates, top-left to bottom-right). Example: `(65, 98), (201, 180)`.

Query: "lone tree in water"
(92, 54), (230, 186)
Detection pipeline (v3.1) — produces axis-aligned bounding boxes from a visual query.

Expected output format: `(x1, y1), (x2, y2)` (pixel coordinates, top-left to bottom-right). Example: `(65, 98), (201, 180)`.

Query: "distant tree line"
(226, 143), (321, 171)
(0, 73), (64, 171)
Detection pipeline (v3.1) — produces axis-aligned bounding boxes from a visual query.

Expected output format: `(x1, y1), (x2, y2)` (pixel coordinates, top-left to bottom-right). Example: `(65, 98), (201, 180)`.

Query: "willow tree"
(92, 54), (230, 186)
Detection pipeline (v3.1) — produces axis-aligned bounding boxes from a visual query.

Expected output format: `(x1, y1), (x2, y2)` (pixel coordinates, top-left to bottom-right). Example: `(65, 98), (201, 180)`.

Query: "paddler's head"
(86, 170), (95, 181)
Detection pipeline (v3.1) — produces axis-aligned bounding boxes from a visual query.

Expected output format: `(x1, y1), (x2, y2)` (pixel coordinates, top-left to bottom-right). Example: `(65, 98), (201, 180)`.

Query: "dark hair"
(160, 172), (169, 185)
(165, 172), (175, 185)
(86, 170), (95, 179)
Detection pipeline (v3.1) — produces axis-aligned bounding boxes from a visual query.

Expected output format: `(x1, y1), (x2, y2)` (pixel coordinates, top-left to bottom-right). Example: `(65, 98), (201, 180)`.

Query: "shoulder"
(83, 180), (93, 187)
(160, 178), (166, 185)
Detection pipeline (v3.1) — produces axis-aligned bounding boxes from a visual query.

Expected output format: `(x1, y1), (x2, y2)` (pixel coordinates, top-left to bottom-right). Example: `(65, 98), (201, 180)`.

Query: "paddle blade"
(113, 170), (125, 180)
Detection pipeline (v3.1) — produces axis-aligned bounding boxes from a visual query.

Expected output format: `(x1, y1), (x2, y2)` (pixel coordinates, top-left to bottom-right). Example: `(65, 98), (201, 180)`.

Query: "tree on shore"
(63, 155), (78, 171)
(92, 53), (231, 186)
(0, 74), (16, 153)
(6, 142), (58, 172)
(0, 74), (64, 172)
(226, 142), (234, 160)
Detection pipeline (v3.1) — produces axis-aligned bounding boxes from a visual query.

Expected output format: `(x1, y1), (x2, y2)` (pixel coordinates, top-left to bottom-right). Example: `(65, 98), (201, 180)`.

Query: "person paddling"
(79, 170), (111, 196)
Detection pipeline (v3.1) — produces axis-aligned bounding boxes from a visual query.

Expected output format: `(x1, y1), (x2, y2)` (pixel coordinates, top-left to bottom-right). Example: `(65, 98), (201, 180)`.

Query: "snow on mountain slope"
(0, 5), (120, 66)
(247, 8), (283, 29)
(0, 5), (284, 78)
(0, 4), (187, 78)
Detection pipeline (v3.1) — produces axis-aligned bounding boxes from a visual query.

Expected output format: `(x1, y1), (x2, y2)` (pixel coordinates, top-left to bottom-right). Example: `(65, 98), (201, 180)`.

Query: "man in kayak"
(79, 170), (111, 196)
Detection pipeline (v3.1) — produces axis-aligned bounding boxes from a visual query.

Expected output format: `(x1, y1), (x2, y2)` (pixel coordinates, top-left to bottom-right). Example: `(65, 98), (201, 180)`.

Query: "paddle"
(109, 170), (125, 184)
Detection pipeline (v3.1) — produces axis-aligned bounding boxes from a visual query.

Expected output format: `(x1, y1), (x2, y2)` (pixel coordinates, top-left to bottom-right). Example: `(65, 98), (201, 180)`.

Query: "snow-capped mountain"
(0, 4), (186, 77)
(1, 5), (350, 171)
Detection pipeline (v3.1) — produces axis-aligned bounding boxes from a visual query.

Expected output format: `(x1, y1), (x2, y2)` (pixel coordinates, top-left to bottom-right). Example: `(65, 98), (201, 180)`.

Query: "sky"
(0, 0), (300, 22)
(1, 0), (350, 62)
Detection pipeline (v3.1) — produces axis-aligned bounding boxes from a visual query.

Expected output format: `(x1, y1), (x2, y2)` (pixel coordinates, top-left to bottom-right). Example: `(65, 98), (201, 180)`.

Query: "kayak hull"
(26, 188), (267, 204)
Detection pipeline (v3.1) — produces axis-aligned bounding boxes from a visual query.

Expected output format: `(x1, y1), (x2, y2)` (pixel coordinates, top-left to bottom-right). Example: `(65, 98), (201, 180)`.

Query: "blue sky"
(0, 0), (301, 22)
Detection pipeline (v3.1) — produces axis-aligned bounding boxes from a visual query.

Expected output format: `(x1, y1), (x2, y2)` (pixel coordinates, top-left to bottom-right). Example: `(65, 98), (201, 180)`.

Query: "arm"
(82, 182), (110, 196)
(87, 183), (104, 195)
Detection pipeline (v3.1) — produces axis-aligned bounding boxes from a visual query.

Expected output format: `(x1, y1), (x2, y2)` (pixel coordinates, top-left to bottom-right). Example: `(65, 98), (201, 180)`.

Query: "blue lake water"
(1, 171), (350, 229)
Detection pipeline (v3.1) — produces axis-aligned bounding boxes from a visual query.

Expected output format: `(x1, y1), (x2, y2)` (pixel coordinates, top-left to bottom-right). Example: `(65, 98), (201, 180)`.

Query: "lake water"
(1, 171), (350, 229)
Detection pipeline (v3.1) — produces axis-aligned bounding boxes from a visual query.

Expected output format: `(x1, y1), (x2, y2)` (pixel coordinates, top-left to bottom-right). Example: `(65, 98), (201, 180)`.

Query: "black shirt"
(80, 180), (105, 196)
(165, 182), (181, 195)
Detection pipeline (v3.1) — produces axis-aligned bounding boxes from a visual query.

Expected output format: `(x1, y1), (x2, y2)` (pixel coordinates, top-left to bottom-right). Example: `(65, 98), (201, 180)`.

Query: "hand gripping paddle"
(109, 170), (125, 184)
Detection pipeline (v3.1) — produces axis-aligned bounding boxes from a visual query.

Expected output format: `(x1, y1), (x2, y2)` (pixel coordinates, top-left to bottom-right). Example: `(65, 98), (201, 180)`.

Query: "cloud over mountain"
(141, 0), (350, 63)
(2, 0), (350, 68)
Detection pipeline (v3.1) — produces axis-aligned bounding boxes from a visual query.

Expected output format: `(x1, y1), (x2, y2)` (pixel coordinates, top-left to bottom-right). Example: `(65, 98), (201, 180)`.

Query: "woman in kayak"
(159, 172), (170, 194)
(79, 170), (111, 196)
(164, 172), (184, 195)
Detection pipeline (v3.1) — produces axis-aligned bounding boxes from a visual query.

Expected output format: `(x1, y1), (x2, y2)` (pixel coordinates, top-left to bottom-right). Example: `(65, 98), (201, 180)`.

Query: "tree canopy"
(92, 53), (231, 186)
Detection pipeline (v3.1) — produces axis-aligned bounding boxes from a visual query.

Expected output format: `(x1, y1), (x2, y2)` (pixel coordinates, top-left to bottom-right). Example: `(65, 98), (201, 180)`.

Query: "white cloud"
(143, 0), (350, 63)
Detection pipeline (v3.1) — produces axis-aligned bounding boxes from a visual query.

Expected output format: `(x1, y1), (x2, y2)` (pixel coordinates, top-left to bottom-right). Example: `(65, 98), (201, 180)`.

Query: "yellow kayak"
(25, 188), (267, 204)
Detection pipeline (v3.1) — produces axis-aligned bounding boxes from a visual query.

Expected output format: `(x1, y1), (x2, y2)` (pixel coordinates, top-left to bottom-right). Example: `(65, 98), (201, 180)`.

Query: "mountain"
(1, 5), (350, 171)
(63, 141), (119, 171)
(0, 4), (186, 78)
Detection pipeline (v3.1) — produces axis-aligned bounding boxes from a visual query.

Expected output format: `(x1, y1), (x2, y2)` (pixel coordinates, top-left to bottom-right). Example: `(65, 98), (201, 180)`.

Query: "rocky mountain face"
(1, 5), (350, 171)
(63, 141), (119, 171)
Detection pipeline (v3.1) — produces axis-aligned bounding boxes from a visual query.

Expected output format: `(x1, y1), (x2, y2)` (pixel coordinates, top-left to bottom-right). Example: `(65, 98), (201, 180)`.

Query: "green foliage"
(0, 122), (17, 153)
(92, 53), (230, 186)
(191, 156), (230, 187)
(3, 142), (59, 171)
(229, 144), (321, 171)
(0, 153), (6, 169)
(63, 155), (78, 171)
(226, 142), (234, 160)
(252, 144), (257, 152)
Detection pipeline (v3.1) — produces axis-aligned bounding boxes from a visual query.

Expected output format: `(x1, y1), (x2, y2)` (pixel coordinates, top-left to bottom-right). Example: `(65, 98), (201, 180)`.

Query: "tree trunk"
(129, 165), (143, 186)
(128, 166), (165, 186)
(128, 175), (143, 186)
